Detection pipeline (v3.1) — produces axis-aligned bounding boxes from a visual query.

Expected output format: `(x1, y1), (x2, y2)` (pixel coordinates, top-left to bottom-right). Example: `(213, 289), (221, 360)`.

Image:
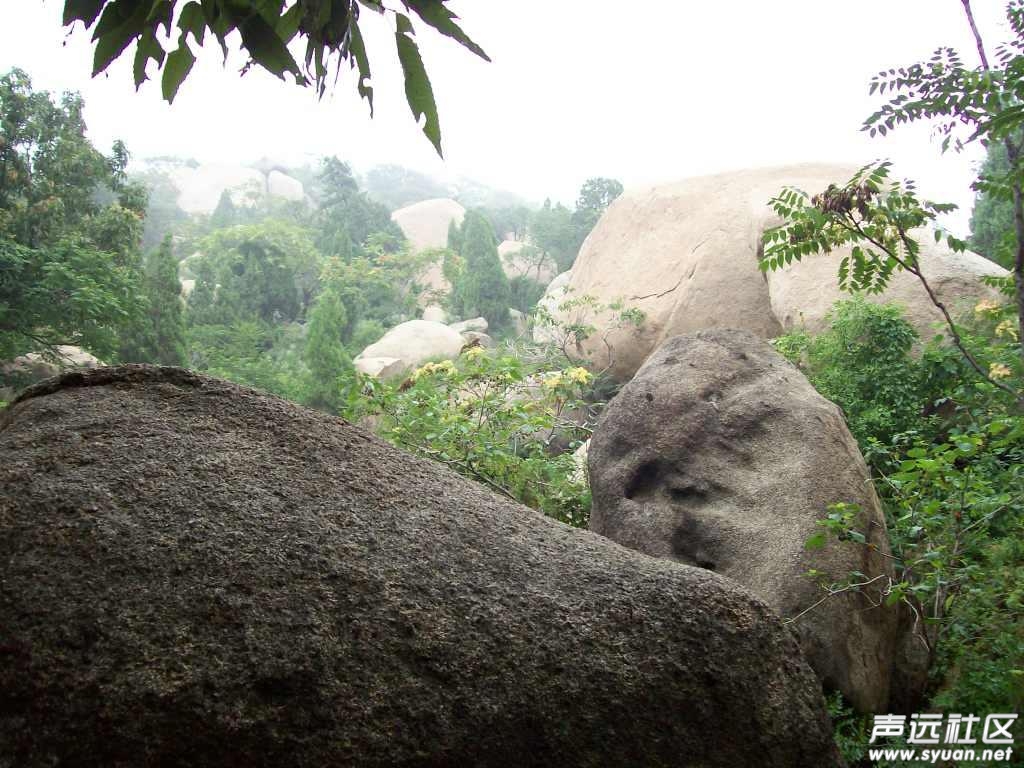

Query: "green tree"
(119, 236), (183, 364)
(303, 274), (354, 412)
(210, 189), (238, 229)
(446, 218), (462, 252)
(969, 139), (1015, 269)
(314, 157), (403, 255)
(0, 68), (146, 361)
(143, 236), (188, 365)
(315, 156), (359, 209)
(63, 0), (489, 156)
(188, 220), (322, 326)
(571, 177), (623, 251)
(529, 199), (577, 273)
(455, 211), (509, 327)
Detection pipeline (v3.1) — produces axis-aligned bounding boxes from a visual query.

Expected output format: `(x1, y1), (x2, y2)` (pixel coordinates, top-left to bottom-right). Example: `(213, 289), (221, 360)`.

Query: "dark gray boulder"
(0, 366), (841, 767)
(588, 330), (899, 713)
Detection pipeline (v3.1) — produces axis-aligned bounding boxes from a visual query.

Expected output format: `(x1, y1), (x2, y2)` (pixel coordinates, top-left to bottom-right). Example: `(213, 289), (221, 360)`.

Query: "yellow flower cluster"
(541, 373), (563, 390)
(995, 319), (1019, 341)
(989, 363), (1012, 380)
(974, 298), (1003, 316)
(412, 360), (456, 381)
(463, 346), (486, 361)
(566, 367), (592, 385)
(542, 367), (592, 390)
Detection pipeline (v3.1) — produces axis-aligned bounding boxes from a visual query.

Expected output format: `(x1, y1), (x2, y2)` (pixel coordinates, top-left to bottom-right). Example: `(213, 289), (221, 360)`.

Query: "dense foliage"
(448, 211), (510, 328)
(364, 347), (594, 526)
(0, 69), (147, 361)
(777, 298), (1023, 765)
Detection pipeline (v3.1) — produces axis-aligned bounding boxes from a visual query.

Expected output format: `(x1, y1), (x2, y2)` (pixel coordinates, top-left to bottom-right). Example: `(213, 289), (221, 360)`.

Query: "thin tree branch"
(961, 0), (991, 70)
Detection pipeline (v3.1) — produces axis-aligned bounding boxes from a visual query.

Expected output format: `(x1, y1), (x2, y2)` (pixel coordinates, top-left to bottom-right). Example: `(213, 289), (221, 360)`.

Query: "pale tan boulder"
(569, 439), (589, 487)
(556, 164), (1006, 381)
(766, 235), (1007, 336)
(508, 309), (528, 337)
(1, 345), (103, 400)
(450, 317), (488, 334)
(422, 304), (447, 323)
(459, 331), (495, 349)
(532, 271), (573, 345)
(354, 320), (465, 379)
(353, 356), (406, 381)
(498, 240), (557, 286)
(414, 257), (451, 307)
(391, 198), (466, 306)
(391, 198), (465, 253)
(170, 163), (265, 214)
(267, 170), (305, 202)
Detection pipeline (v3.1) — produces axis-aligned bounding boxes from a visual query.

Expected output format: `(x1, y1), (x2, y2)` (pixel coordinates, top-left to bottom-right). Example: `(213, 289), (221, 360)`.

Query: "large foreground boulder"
(354, 319), (465, 379)
(0, 366), (842, 767)
(588, 330), (899, 713)
(555, 165), (1007, 381)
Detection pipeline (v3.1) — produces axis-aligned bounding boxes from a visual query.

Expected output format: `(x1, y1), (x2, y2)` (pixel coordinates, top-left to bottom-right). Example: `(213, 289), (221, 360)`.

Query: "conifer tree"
(303, 278), (354, 413)
(145, 236), (188, 365)
(120, 236), (188, 365)
(446, 219), (462, 252)
(457, 211), (510, 327)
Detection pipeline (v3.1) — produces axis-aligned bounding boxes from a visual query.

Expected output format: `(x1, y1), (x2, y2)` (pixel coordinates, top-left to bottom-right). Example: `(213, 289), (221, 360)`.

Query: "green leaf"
(91, 0), (151, 75)
(405, 0), (490, 61)
(805, 532), (828, 551)
(178, 1), (207, 46)
(276, 3), (302, 41)
(133, 29), (165, 88)
(394, 13), (442, 156)
(347, 17), (373, 112)
(162, 38), (196, 103)
(239, 12), (300, 79)
(63, 0), (105, 26)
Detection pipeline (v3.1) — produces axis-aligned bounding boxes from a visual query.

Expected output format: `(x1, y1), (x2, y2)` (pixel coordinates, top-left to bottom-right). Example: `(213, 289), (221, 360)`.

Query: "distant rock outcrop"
(391, 197), (466, 253)
(497, 240), (557, 286)
(421, 304), (447, 323)
(147, 162), (306, 215)
(171, 163), (266, 213)
(0, 345), (102, 401)
(0, 366), (843, 767)
(588, 330), (899, 713)
(354, 319), (465, 379)
(392, 198), (466, 303)
(549, 165), (1007, 381)
(449, 317), (488, 334)
(267, 169), (305, 202)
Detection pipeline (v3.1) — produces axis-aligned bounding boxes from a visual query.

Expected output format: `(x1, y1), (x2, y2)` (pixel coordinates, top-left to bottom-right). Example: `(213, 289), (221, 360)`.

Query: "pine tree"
(145, 236), (188, 365)
(211, 190), (237, 228)
(303, 278), (354, 413)
(446, 218), (462, 252)
(119, 236), (188, 365)
(457, 211), (510, 327)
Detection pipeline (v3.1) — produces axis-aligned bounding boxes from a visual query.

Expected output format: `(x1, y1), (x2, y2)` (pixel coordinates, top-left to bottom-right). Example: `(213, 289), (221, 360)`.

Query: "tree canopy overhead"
(61, 0), (489, 156)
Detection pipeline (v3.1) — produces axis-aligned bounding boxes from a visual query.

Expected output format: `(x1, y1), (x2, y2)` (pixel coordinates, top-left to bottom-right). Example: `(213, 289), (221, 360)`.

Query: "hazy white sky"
(0, 1), (1013, 231)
